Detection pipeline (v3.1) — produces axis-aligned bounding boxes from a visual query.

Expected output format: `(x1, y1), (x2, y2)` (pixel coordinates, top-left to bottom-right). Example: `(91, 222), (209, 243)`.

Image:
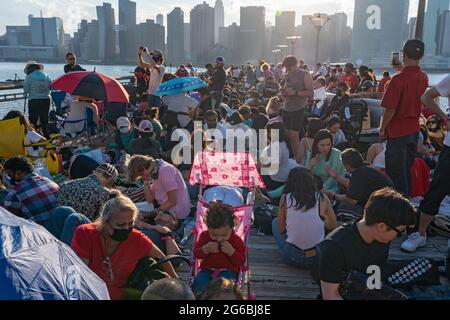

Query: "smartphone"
(392, 52), (401, 66)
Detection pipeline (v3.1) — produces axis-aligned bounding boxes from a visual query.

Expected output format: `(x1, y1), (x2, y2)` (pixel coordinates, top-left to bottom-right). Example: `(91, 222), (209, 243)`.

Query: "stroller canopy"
(189, 152), (265, 189)
(0, 207), (110, 300)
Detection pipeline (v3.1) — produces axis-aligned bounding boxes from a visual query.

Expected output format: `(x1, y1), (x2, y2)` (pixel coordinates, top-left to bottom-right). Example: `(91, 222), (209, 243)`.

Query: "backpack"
(429, 215), (450, 238)
(253, 204), (278, 235)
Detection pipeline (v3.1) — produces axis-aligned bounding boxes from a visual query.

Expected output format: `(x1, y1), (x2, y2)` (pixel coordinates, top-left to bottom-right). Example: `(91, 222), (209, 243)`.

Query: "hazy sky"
(1, 0), (420, 35)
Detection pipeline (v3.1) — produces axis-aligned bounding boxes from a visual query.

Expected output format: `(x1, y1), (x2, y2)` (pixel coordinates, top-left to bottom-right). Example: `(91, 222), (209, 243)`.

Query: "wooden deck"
(178, 230), (449, 300)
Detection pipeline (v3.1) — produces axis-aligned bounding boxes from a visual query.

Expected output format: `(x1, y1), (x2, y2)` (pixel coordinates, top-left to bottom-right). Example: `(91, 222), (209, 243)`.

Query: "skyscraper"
(184, 23), (191, 61)
(190, 2), (215, 64)
(218, 23), (240, 63)
(97, 3), (116, 61)
(156, 14), (164, 26)
(167, 7), (185, 64)
(423, 0), (450, 56)
(135, 20), (165, 55)
(119, 0), (136, 62)
(214, 0), (224, 44)
(29, 15), (65, 47)
(351, 0), (409, 65)
(274, 11), (295, 46)
(438, 10), (450, 56)
(239, 6), (265, 63)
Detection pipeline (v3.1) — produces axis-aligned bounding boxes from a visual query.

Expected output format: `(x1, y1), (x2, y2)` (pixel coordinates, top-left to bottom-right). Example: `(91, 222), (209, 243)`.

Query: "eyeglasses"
(387, 224), (407, 237)
(103, 257), (115, 283)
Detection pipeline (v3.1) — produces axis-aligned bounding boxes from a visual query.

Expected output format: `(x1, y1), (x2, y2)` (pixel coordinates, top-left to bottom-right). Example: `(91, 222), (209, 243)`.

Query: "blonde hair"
(127, 155), (154, 182)
(95, 191), (138, 229)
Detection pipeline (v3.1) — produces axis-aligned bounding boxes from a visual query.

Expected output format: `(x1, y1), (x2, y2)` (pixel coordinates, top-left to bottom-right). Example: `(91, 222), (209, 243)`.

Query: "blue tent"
(0, 207), (110, 300)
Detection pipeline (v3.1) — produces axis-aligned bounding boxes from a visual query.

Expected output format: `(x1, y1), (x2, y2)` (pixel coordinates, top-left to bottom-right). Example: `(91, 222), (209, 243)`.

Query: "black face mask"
(110, 225), (133, 242)
(152, 56), (161, 63)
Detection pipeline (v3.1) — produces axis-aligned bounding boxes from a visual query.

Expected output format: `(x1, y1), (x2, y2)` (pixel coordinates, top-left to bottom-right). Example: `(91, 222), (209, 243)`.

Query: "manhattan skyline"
(0, 0), (421, 35)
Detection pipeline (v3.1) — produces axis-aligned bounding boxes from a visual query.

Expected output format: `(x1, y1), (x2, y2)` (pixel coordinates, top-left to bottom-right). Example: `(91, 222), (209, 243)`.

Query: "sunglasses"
(387, 224), (407, 237)
(103, 257), (115, 283)
(427, 121), (437, 125)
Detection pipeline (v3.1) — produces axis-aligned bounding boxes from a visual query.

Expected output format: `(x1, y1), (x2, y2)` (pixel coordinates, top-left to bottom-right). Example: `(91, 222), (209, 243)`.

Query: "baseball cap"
(138, 120), (154, 133)
(402, 39), (425, 60)
(116, 116), (131, 129)
(216, 56), (225, 64)
(96, 163), (119, 184)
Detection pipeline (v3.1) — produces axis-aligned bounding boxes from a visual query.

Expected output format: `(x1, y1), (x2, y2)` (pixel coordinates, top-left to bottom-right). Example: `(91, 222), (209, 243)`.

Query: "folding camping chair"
(188, 151), (266, 299)
(0, 117), (62, 175)
(51, 91), (69, 116)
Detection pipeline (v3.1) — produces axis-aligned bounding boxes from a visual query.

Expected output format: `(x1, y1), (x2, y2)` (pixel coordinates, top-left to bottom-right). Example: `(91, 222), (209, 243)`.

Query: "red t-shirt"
(381, 66), (429, 138)
(339, 73), (358, 93)
(194, 230), (246, 274)
(71, 223), (154, 300)
(378, 77), (391, 93)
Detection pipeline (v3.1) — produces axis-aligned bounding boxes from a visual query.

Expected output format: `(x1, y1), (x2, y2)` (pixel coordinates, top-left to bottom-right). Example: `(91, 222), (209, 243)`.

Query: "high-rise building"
(135, 20), (165, 56)
(28, 15), (65, 47)
(184, 23), (191, 61)
(190, 2), (215, 64)
(351, 0), (409, 65)
(97, 3), (116, 61)
(239, 6), (265, 63)
(423, 0), (450, 56)
(329, 12), (351, 61)
(119, 0), (136, 62)
(73, 20), (89, 57)
(439, 10), (450, 56)
(167, 7), (185, 64)
(214, 0), (225, 44)
(408, 17), (417, 39)
(156, 14), (164, 26)
(5, 26), (32, 46)
(218, 23), (240, 63)
(274, 11), (295, 47)
(80, 20), (100, 61)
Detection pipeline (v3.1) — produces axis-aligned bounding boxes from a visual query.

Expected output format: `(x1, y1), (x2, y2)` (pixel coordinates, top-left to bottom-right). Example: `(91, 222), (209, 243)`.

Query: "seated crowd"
(0, 45), (449, 301)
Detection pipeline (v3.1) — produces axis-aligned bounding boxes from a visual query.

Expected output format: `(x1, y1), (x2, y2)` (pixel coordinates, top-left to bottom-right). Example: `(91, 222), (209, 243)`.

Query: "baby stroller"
(188, 151), (265, 298)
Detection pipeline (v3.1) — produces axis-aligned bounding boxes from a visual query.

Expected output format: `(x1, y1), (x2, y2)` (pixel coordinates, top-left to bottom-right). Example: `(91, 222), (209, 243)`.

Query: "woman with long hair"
(305, 129), (345, 193)
(272, 167), (336, 269)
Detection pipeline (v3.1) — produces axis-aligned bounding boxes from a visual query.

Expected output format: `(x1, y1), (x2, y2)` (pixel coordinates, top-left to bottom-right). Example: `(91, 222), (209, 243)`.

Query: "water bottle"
(180, 216), (196, 247)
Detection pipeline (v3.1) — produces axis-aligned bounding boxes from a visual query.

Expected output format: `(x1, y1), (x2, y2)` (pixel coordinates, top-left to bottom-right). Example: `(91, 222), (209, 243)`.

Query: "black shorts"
(282, 109), (305, 132)
(420, 146), (450, 216)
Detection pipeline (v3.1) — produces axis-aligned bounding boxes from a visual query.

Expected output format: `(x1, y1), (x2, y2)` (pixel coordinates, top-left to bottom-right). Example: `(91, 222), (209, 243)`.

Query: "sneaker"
(400, 232), (427, 253)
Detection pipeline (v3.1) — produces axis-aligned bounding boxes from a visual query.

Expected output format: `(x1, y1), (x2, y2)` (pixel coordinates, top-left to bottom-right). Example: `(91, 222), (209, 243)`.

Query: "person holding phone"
(138, 47), (165, 109)
(379, 39), (428, 198)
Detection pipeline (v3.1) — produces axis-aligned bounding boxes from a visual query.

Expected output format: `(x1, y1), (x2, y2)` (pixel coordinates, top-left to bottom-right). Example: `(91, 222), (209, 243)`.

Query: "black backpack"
(253, 204), (278, 235)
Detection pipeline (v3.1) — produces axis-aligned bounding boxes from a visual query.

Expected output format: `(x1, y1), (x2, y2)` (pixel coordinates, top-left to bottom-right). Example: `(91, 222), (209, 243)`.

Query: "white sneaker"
(400, 232), (427, 253)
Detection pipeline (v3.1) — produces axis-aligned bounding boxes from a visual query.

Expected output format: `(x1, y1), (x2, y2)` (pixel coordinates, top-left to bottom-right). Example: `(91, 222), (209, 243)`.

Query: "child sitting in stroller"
(193, 202), (246, 295)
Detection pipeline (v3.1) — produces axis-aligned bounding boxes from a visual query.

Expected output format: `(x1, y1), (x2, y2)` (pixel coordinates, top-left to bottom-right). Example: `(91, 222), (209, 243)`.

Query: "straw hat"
(24, 61), (44, 74)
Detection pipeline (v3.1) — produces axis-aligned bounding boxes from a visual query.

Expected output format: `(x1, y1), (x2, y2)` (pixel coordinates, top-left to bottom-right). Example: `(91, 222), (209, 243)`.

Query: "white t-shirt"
(25, 130), (45, 157)
(313, 87), (327, 110)
(435, 74), (450, 147)
(260, 141), (300, 182)
(148, 65), (166, 96)
(162, 93), (198, 128)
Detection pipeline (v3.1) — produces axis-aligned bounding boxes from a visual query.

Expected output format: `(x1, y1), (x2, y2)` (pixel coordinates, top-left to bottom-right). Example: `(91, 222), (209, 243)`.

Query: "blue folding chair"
(51, 91), (68, 115)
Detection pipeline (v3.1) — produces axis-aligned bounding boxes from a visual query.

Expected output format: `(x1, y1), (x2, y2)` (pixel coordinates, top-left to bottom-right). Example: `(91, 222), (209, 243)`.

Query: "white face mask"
(119, 127), (130, 134)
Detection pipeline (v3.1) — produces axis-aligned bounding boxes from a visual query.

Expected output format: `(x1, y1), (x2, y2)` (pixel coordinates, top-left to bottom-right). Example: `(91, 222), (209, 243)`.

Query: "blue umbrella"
(0, 207), (110, 300)
(156, 77), (207, 96)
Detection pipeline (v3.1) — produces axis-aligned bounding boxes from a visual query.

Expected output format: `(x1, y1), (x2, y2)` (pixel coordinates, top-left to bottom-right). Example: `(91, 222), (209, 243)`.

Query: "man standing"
(380, 39), (428, 198)
(138, 48), (166, 109)
(207, 57), (227, 110)
(401, 74), (450, 252)
(280, 55), (314, 163)
(64, 53), (86, 74)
